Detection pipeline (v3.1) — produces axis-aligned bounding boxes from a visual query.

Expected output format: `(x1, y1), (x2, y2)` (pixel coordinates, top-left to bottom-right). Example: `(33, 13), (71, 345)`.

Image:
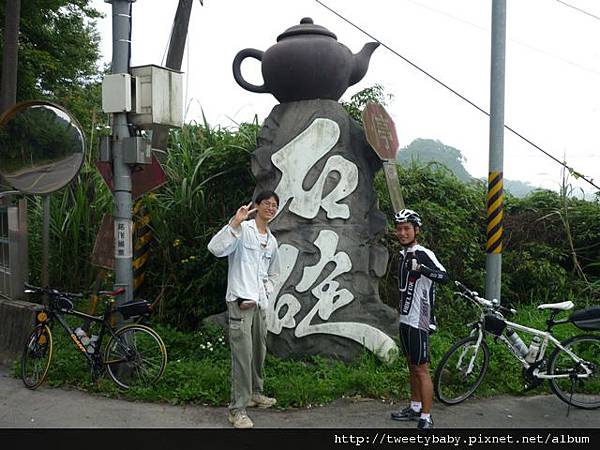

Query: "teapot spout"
(349, 41), (380, 86)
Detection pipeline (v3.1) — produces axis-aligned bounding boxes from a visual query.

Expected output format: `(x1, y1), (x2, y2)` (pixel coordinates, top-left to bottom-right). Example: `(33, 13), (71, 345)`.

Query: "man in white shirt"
(207, 190), (280, 429)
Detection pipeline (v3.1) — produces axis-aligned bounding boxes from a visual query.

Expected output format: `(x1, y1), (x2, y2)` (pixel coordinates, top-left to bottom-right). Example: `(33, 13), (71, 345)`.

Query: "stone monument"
(232, 18), (399, 362)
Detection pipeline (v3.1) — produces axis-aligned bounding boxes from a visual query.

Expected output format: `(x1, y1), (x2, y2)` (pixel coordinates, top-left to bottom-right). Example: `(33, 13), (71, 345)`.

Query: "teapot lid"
(277, 17), (337, 41)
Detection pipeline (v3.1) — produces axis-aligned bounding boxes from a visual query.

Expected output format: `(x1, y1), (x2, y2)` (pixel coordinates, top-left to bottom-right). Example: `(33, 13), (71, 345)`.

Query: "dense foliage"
(27, 118), (599, 332)
(12, 300), (584, 407)
(0, 1), (103, 131)
(3, 3), (599, 410)
(142, 118), (260, 328)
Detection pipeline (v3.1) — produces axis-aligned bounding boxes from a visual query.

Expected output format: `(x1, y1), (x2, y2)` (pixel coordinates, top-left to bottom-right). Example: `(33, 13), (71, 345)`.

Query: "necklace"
(259, 231), (269, 249)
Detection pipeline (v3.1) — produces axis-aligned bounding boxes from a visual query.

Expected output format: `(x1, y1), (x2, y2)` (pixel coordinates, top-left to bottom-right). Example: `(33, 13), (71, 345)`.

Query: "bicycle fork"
(459, 329), (485, 375)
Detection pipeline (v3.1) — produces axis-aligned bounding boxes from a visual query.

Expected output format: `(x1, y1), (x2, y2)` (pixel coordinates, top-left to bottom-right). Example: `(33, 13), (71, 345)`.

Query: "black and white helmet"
(393, 209), (422, 227)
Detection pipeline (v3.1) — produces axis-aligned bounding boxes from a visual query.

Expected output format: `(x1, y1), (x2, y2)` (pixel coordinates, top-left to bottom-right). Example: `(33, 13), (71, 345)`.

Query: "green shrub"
(27, 117), (599, 330)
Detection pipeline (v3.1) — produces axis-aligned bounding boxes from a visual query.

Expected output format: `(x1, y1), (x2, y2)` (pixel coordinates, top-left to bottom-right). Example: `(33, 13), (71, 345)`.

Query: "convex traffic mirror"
(0, 101), (85, 194)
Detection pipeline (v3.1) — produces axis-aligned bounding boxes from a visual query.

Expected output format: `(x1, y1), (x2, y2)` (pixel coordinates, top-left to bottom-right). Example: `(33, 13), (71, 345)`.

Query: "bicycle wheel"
(434, 335), (490, 405)
(548, 334), (600, 409)
(21, 324), (53, 389)
(103, 324), (167, 390)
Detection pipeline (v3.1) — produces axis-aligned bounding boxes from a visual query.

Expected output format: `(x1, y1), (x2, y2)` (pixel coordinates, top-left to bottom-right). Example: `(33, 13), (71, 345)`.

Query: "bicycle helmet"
(393, 209), (422, 227)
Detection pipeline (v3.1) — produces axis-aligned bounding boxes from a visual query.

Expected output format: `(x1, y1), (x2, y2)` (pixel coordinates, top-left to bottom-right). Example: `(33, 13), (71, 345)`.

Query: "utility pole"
(152, 0), (194, 151)
(166, 0), (194, 70)
(0, 0), (21, 114)
(108, 0), (135, 304)
(485, 0), (506, 303)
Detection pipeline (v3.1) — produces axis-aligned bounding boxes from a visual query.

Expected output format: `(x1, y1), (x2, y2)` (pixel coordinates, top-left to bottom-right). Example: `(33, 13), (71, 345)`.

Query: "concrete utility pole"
(485, 0), (506, 303)
(108, 0), (135, 304)
(0, 0), (21, 114)
(166, 0), (194, 70)
(152, 0), (194, 151)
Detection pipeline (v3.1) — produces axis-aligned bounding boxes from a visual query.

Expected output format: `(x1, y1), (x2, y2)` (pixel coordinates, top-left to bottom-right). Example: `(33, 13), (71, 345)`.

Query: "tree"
(0, 0), (20, 113)
(0, 0), (102, 128)
(341, 84), (393, 122)
(398, 138), (472, 182)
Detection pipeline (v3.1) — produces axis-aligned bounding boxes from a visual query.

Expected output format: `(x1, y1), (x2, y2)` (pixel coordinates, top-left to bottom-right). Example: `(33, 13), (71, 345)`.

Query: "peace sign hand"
(231, 202), (257, 228)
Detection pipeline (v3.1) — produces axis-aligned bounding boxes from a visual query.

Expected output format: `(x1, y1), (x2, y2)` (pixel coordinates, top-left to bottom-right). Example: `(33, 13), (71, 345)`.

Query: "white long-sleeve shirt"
(207, 219), (280, 309)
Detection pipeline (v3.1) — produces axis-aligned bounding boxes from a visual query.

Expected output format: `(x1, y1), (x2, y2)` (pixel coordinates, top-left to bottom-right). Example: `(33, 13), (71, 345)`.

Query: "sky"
(92, 0), (600, 196)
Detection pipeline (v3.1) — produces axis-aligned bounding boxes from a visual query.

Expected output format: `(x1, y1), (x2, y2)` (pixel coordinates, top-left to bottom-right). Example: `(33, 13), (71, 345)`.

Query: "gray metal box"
(102, 73), (133, 113)
(98, 136), (111, 162)
(123, 137), (152, 165)
(0, 198), (28, 300)
(129, 65), (183, 129)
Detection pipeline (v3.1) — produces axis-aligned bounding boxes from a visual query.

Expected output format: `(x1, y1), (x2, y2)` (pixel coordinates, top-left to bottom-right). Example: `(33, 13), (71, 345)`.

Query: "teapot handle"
(232, 48), (267, 93)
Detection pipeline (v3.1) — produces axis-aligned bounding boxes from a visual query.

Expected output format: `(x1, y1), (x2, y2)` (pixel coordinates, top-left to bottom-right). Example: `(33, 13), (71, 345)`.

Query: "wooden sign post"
(362, 102), (405, 212)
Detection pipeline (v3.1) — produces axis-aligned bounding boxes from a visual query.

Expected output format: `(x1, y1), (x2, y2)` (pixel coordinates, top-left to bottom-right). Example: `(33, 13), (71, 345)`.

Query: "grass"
(12, 300), (591, 408)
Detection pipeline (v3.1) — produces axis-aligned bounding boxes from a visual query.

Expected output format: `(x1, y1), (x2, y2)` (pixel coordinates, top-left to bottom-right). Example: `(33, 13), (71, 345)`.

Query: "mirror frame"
(0, 100), (86, 195)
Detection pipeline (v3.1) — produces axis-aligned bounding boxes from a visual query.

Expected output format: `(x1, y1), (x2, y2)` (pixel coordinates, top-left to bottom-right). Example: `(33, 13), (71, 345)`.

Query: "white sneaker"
(247, 393), (277, 408)
(228, 409), (254, 429)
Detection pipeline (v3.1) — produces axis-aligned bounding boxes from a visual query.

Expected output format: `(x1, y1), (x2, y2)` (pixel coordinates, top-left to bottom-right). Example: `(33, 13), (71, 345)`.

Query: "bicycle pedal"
(523, 381), (543, 392)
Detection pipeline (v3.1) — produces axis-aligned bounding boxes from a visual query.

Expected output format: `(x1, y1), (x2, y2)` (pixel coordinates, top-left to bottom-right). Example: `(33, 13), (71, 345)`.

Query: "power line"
(555, 0), (600, 21)
(407, 0), (600, 76)
(314, 0), (599, 191)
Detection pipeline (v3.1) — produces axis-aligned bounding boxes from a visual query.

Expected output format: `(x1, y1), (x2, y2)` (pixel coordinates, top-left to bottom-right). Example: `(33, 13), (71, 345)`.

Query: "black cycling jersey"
(397, 244), (449, 332)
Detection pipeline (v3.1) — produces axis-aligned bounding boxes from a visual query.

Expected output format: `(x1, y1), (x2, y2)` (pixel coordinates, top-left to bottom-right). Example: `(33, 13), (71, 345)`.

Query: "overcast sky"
(92, 0), (600, 196)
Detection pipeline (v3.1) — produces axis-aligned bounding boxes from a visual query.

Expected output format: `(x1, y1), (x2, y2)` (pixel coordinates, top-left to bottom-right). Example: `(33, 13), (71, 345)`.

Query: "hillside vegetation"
(27, 119), (600, 331)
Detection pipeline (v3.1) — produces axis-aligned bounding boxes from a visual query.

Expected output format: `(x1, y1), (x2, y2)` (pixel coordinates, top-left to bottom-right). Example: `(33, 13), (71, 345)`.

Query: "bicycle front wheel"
(548, 334), (600, 409)
(21, 324), (53, 389)
(103, 324), (167, 390)
(434, 335), (489, 405)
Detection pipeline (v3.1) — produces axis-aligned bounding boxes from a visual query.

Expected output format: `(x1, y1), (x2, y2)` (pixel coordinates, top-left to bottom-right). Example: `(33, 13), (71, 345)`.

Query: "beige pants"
(227, 300), (267, 412)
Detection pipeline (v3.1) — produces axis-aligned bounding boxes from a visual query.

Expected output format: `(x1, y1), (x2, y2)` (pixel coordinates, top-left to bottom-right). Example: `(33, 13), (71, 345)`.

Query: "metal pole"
(41, 195), (50, 305)
(485, 0), (506, 302)
(0, 0), (21, 114)
(42, 195), (50, 288)
(109, 0), (134, 304)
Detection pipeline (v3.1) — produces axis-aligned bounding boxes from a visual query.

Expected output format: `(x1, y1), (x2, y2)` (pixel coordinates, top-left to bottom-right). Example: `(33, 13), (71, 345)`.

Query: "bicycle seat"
(537, 301), (574, 311)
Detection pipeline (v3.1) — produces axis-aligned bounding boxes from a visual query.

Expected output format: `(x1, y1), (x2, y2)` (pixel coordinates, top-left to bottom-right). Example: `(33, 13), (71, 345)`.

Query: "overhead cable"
(555, 0), (600, 21)
(314, 0), (599, 191)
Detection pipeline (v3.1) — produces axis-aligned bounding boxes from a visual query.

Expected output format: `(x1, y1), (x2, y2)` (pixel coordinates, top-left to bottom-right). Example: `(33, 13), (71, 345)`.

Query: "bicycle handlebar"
(454, 280), (517, 314)
(24, 282), (84, 299)
(24, 282), (125, 300)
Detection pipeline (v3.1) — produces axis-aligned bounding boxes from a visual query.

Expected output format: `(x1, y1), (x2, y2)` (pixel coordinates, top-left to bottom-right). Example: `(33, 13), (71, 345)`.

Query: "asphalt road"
(1, 364), (598, 429)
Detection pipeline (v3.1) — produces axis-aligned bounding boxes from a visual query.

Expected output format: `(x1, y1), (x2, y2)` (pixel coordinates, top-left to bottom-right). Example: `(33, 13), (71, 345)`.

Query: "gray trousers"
(227, 300), (267, 412)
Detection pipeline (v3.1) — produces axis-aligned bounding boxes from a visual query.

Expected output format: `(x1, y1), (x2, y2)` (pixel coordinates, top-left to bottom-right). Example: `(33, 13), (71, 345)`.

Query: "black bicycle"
(21, 283), (167, 390)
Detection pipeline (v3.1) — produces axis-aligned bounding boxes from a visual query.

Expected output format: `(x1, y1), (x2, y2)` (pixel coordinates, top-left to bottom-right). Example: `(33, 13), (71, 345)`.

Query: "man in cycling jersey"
(390, 209), (448, 430)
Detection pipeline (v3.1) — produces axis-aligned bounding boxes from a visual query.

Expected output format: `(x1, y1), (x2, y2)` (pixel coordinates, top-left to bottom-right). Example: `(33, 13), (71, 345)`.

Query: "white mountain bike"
(434, 281), (600, 409)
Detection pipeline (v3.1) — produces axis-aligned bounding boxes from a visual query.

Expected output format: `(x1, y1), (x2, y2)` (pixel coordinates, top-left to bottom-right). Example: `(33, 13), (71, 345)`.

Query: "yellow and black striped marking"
(133, 199), (152, 294)
(486, 171), (504, 254)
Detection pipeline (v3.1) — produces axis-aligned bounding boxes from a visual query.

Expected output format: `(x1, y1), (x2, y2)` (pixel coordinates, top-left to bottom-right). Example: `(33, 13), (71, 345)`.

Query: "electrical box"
(123, 137), (152, 165)
(102, 74), (133, 113)
(129, 65), (183, 128)
(98, 136), (111, 162)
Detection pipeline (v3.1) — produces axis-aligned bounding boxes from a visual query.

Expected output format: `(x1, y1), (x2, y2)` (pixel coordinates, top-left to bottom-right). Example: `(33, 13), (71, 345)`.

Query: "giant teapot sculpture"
(232, 17), (379, 103)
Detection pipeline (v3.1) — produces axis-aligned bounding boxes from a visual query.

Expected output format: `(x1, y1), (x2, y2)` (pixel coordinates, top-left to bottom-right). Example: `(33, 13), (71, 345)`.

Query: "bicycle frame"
(467, 314), (594, 380)
(435, 282), (600, 410)
(43, 304), (122, 367)
(23, 283), (167, 391)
